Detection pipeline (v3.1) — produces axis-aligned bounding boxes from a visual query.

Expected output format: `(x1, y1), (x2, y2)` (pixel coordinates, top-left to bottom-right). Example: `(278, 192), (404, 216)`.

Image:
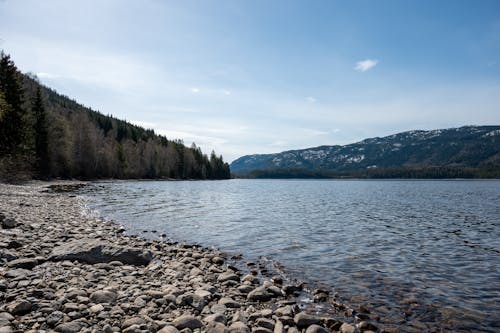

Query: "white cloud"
(354, 59), (379, 72)
(190, 87), (200, 93)
(36, 72), (58, 79)
(222, 89), (231, 96)
(305, 96), (317, 103)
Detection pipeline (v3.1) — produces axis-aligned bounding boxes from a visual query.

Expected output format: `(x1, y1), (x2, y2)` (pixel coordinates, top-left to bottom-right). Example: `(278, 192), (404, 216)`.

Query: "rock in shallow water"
(49, 239), (153, 266)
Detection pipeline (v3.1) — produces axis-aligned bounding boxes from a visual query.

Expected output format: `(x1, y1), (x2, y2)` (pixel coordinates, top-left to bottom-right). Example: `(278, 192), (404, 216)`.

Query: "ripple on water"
(80, 179), (500, 333)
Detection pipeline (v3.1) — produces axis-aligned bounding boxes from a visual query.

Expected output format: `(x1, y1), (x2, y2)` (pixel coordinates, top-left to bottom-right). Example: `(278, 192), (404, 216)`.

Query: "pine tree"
(32, 87), (50, 178)
(0, 51), (27, 155)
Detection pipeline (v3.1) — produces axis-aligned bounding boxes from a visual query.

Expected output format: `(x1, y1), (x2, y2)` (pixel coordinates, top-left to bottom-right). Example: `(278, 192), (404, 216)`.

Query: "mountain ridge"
(230, 126), (500, 178)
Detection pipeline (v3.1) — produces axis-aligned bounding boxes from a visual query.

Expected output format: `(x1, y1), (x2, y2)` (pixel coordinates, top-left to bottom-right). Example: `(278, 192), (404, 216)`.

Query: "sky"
(1, 0), (499, 162)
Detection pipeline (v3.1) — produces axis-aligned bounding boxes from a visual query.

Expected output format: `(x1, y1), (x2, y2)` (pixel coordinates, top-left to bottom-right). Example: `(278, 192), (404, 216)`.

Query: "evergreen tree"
(32, 87), (50, 178)
(0, 51), (27, 155)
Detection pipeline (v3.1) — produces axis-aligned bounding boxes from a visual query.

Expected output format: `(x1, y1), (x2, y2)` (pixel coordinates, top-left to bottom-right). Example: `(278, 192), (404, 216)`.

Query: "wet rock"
(305, 325), (329, 333)
(340, 323), (356, 333)
(247, 287), (271, 302)
(294, 313), (320, 329)
(218, 272), (240, 283)
(173, 315), (203, 330)
(7, 300), (32, 315)
(358, 321), (377, 332)
(49, 239), (153, 266)
(90, 290), (118, 304)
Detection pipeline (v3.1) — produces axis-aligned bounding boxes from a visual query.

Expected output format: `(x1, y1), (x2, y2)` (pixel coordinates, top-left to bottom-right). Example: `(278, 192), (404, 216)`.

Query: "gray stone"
(204, 313), (227, 325)
(46, 311), (65, 327)
(293, 313), (320, 329)
(90, 290), (118, 304)
(305, 325), (329, 333)
(0, 326), (12, 333)
(173, 315), (203, 330)
(7, 300), (32, 315)
(49, 239), (153, 266)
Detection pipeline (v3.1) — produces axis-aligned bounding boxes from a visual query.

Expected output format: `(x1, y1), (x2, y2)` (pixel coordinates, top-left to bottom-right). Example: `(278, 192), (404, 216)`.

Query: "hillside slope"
(231, 126), (500, 178)
(0, 52), (230, 180)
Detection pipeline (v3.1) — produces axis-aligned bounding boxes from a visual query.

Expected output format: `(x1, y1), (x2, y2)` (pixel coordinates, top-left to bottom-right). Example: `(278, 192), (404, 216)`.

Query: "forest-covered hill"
(231, 126), (500, 178)
(0, 52), (230, 181)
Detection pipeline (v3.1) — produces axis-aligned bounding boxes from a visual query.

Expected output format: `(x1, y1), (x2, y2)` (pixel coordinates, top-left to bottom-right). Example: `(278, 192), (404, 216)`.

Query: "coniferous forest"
(0, 52), (230, 181)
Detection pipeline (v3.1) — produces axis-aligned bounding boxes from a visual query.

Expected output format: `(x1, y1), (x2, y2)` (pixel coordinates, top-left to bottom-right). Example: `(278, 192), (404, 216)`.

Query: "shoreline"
(0, 182), (379, 333)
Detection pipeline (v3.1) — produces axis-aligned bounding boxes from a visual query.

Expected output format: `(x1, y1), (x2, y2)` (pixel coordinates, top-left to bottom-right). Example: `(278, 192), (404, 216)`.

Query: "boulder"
(305, 325), (329, 333)
(7, 258), (39, 270)
(7, 300), (32, 315)
(0, 213), (16, 229)
(49, 239), (153, 266)
(247, 287), (271, 302)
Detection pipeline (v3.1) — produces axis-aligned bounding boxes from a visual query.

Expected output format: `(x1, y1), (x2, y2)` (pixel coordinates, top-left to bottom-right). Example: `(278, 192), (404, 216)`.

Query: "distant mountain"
(230, 126), (500, 178)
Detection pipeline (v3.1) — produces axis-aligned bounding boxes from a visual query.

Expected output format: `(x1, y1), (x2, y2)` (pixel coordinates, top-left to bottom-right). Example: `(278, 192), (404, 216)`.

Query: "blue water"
(80, 179), (500, 332)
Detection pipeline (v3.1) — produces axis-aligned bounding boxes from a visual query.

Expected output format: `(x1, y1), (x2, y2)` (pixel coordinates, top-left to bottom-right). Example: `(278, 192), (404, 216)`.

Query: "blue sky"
(1, 0), (499, 162)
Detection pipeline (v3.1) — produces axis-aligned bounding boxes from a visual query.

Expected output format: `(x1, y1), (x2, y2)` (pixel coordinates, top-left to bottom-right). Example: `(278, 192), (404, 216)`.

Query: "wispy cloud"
(190, 87), (200, 93)
(354, 59), (379, 72)
(305, 96), (317, 103)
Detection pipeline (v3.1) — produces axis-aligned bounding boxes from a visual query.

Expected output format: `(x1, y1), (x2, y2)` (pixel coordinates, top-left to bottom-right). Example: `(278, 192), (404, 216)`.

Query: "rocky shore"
(0, 182), (379, 333)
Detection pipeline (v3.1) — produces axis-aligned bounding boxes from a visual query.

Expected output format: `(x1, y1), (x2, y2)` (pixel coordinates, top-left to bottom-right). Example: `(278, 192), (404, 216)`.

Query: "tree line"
(0, 51), (230, 181)
(242, 165), (500, 179)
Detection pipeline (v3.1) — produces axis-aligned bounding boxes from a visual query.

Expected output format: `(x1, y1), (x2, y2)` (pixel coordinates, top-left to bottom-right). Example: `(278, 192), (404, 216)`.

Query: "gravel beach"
(0, 182), (377, 333)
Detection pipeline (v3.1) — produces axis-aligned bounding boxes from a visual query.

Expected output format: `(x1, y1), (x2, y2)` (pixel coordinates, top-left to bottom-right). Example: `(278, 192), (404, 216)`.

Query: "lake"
(79, 179), (500, 333)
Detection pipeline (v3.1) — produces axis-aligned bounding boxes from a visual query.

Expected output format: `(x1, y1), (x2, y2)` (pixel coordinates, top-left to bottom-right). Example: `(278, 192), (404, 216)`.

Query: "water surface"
(80, 179), (500, 332)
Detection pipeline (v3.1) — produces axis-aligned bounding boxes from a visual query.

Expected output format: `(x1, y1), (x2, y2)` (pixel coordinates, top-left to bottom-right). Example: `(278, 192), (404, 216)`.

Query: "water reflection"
(80, 179), (500, 333)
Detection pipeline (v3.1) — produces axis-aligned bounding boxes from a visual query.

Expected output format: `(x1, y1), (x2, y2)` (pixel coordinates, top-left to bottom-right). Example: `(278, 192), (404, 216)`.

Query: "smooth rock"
(7, 258), (38, 270)
(206, 322), (228, 333)
(7, 300), (32, 315)
(55, 321), (82, 333)
(0, 326), (12, 333)
(229, 322), (250, 333)
(218, 272), (240, 283)
(305, 325), (329, 333)
(204, 313), (227, 325)
(122, 317), (147, 329)
(293, 313), (320, 329)
(256, 318), (275, 331)
(340, 323), (356, 333)
(49, 239), (153, 266)
(247, 287), (271, 302)
(158, 325), (181, 333)
(219, 297), (240, 308)
(173, 315), (203, 330)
